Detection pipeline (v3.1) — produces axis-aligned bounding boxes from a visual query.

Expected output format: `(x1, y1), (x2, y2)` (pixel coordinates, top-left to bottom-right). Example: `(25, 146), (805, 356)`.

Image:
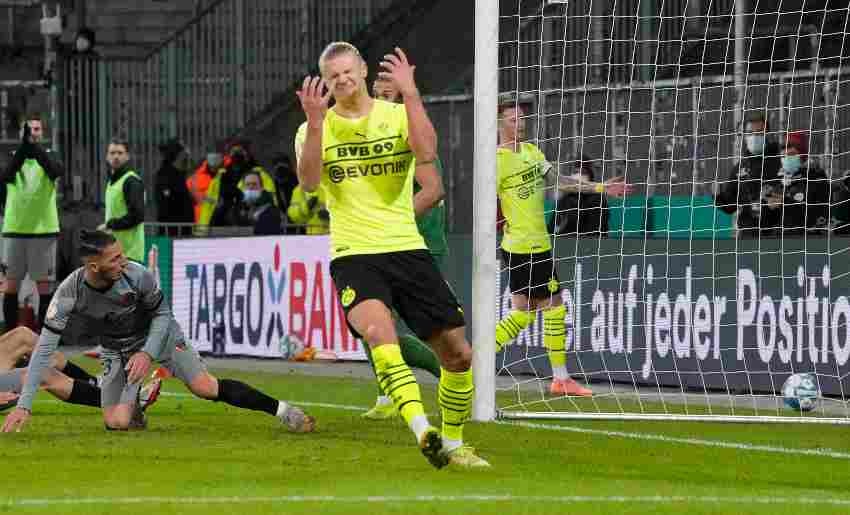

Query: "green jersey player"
(357, 75), (447, 421)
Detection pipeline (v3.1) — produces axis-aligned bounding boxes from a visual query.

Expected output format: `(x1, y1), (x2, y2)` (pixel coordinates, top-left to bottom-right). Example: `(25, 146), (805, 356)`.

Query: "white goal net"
(478, 0), (850, 423)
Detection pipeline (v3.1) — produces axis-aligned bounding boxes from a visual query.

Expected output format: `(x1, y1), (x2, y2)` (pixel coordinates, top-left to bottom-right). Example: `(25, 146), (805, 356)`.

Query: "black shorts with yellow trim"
(329, 249), (465, 341)
(502, 249), (562, 300)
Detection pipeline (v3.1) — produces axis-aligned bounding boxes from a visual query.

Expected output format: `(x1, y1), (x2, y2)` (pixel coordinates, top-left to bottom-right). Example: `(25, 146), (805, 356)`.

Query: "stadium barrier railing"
(59, 0), (395, 215)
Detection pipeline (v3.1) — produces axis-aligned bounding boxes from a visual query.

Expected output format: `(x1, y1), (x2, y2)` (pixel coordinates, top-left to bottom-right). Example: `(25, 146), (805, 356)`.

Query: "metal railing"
(60, 0), (394, 212)
(144, 222), (327, 238)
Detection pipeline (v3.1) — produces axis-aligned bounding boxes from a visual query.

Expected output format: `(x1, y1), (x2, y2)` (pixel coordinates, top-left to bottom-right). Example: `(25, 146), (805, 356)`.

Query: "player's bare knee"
(532, 295), (561, 311)
(364, 323), (397, 347)
(189, 373), (219, 400)
(39, 368), (60, 389)
(512, 295), (531, 312)
(7, 326), (37, 352)
(49, 351), (67, 371)
(364, 325), (383, 346)
(444, 346), (472, 371)
(436, 333), (472, 371)
(10, 326), (37, 341)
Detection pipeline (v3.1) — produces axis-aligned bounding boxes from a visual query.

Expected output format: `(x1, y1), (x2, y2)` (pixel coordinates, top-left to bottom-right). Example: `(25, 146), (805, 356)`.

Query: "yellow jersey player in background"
(295, 42), (488, 469)
(495, 101), (632, 396)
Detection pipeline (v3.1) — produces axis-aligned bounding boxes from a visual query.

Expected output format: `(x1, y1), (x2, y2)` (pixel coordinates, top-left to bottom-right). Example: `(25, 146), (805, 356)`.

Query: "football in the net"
(782, 373), (820, 412)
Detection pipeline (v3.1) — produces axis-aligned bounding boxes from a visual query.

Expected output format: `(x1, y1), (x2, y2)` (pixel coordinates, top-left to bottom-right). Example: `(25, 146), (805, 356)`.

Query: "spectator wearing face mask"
(760, 131), (829, 235)
(715, 112), (782, 237)
(235, 171), (284, 235)
(206, 140), (277, 227)
(549, 156), (608, 237)
(287, 184), (329, 235)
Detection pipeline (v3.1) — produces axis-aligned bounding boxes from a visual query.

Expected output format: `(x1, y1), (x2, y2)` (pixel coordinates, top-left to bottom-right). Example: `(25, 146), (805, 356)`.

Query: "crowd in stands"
(494, 111), (850, 240)
(11, 116), (849, 242)
(714, 112), (836, 238)
(153, 137), (329, 237)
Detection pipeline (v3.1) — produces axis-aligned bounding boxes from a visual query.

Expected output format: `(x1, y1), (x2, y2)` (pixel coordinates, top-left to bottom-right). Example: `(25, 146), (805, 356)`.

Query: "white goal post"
(471, 0), (499, 422)
(472, 0), (850, 424)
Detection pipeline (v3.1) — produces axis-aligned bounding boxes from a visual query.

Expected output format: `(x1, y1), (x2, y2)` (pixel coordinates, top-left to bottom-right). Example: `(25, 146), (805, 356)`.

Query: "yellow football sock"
(438, 367), (474, 443)
(372, 343), (426, 426)
(496, 310), (533, 351)
(543, 304), (568, 378)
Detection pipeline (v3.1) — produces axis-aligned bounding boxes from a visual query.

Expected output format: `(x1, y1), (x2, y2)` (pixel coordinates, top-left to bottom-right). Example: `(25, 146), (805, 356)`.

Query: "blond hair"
(318, 41), (363, 72)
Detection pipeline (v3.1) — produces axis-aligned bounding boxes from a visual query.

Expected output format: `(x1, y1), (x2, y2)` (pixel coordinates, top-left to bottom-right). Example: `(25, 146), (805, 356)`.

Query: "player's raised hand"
(379, 47), (418, 98)
(296, 76), (332, 125)
(126, 351), (153, 385)
(604, 176), (634, 198)
(1, 407), (31, 433)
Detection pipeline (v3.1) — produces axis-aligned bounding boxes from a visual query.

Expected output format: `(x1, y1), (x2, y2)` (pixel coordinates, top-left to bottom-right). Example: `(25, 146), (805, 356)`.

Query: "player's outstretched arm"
(558, 175), (634, 197)
(1, 329), (61, 432)
(295, 76), (332, 192)
(380, 48), (437, 163)
(135, 267), (171, 382)
(413, 161), (444, 217)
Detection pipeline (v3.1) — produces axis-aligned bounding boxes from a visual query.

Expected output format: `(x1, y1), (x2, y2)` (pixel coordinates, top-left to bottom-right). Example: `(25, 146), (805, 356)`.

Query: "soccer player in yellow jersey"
(495, 102), (632, 396)
(295, 42), (488, 469)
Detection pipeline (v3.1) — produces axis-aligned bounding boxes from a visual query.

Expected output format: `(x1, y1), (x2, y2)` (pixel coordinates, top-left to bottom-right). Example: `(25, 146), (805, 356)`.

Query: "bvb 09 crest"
(340, 286), (356, 308)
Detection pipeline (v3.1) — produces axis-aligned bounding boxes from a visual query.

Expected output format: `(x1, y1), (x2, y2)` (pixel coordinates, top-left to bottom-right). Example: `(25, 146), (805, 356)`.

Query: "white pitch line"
(34, 392), (369, 412)
(30, 393), (850, 460)
(496, 420), (850, 460)
(3, 494), (850, 507)
(160, 391), (369, 412)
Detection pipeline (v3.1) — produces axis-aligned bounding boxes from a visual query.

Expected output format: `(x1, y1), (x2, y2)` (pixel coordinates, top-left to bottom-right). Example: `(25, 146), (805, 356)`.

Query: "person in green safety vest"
(101, 139), (145, 263)
(0, 113), (63, 333)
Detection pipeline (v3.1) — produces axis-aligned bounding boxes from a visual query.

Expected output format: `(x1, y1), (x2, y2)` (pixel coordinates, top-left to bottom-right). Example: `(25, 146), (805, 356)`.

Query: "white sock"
(275, 401), (289, 418)
(410, 414), (430, 441)
(552, 365), (569, 381)
(442, 437), (463, 452)
(376, 395), (392, 406)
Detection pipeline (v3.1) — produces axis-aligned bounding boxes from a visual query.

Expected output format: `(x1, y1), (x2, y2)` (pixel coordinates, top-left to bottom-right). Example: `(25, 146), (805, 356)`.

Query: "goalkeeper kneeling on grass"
(2, 230), (315, 433)
(495, 101), (633, 396)
(0, 326), (162, 417)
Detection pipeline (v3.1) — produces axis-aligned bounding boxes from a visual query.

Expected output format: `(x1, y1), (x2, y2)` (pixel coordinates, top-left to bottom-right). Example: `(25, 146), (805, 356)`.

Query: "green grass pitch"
(2, 364), (849, 515)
